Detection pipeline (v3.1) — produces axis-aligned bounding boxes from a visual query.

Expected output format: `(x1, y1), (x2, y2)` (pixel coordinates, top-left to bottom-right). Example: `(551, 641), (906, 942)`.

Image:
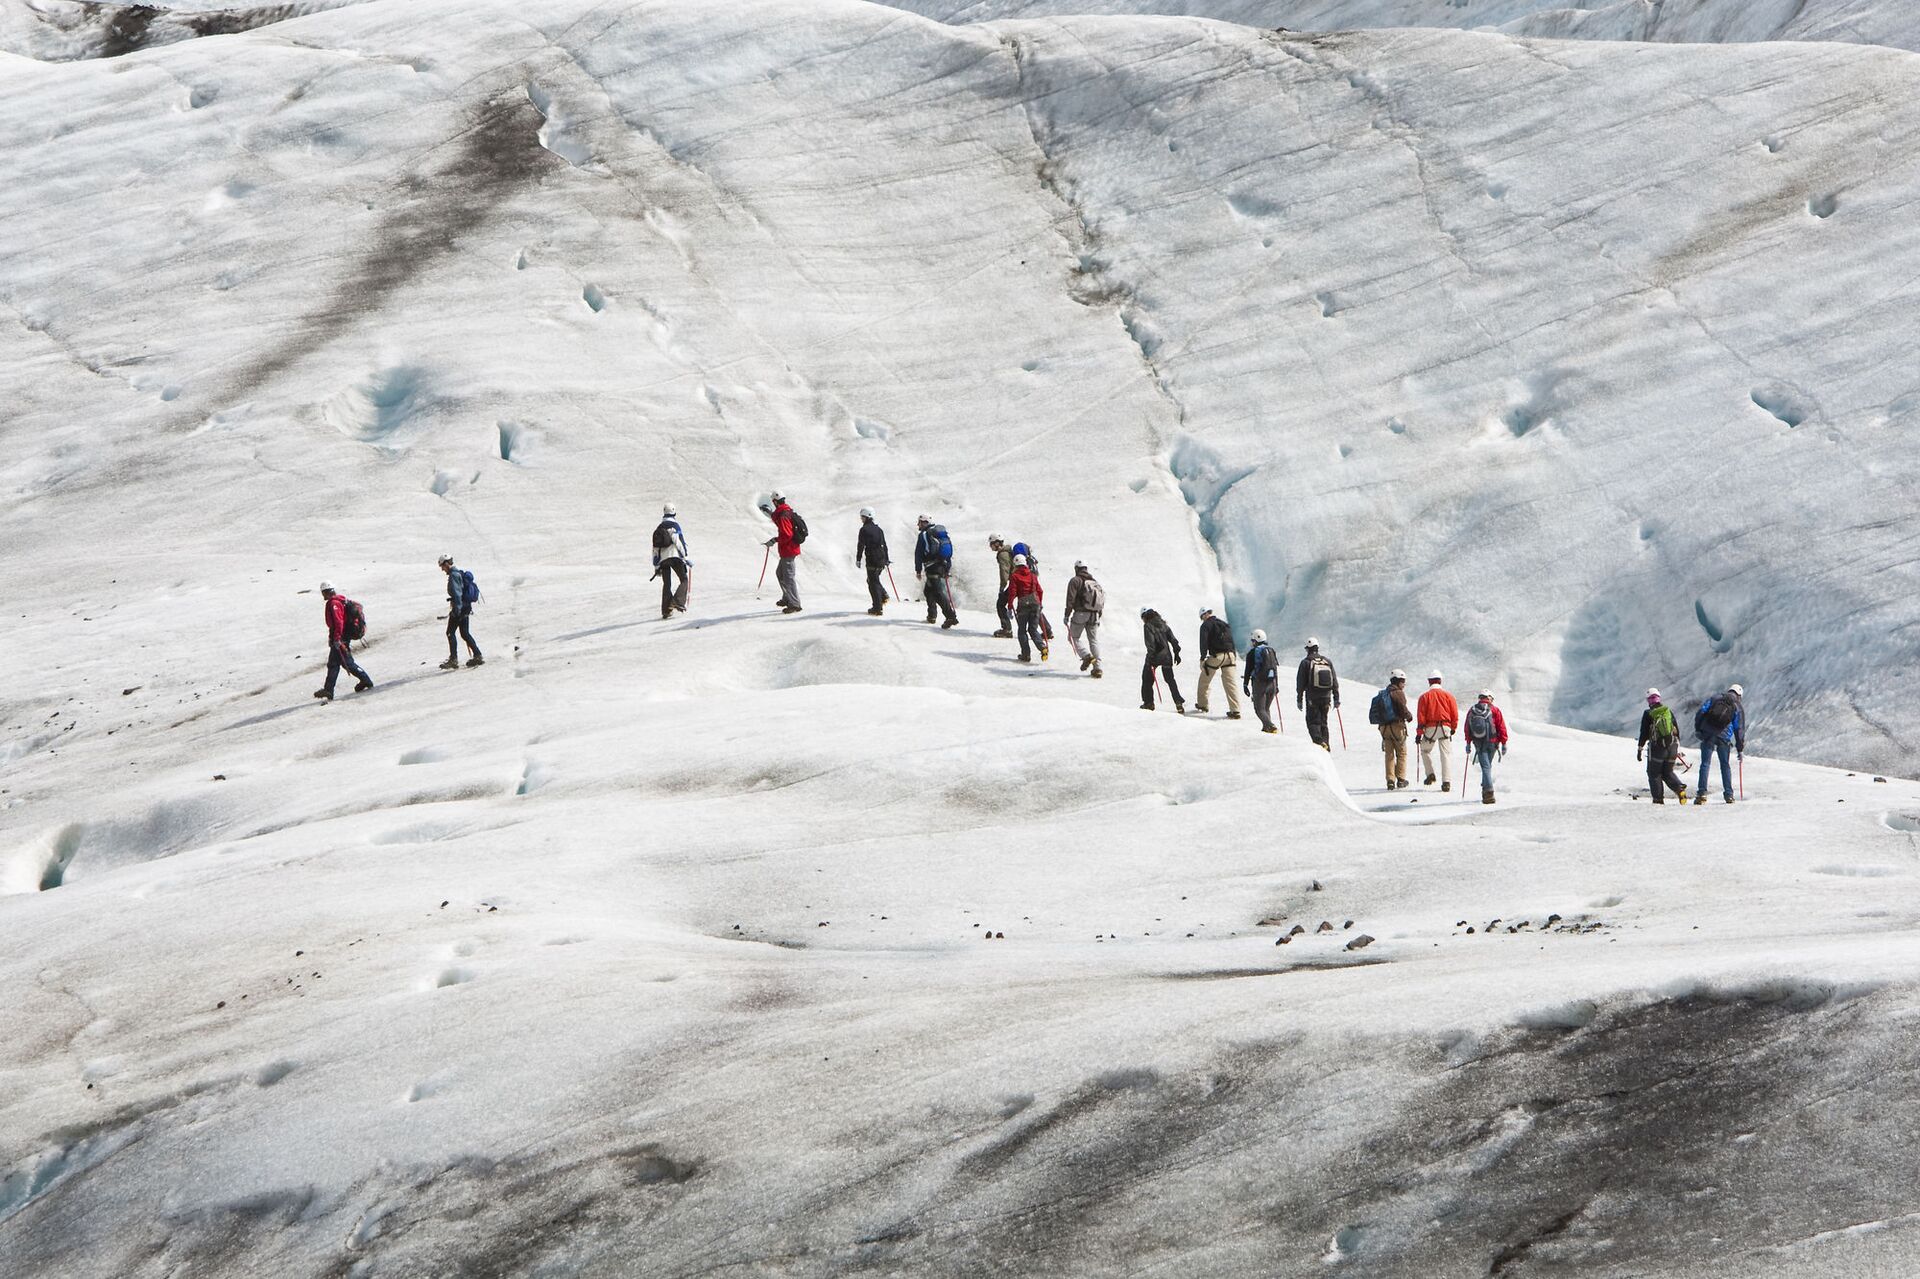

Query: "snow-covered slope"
(884, 0), (1920, 53)
(6, 0), (1920, 1274)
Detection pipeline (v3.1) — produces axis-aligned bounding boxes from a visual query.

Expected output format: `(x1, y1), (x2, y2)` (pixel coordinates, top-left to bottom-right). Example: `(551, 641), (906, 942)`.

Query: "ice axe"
(756, 545), (771, 595)
(1739, 754), (1745, 800)
(887, 566), (903, 603)
(1335, 706), (1348, 750)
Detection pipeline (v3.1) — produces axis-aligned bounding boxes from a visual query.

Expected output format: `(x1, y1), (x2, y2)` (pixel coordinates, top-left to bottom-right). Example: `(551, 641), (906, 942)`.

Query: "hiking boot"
(1141, 702), (1154, 711)
(1175, 704), (1187, 715)
(1040, 645), (1049, 661)
(1724, 795), (1736, 804)
(1017, 655), (1032, 664)
(353, 679), (373, 692)
(1482, 788), (1496, 805)
(1090, 664), (1102, 679)
(1693, 793), (1708, 806)
(1194, 706), (1209, 716)
(866, 607), (883, 616)
(1675, 788), (1687, 803)
(313, 688), (333, 700)
(992, 628), (1013, 638)
(1262, 725), (1279, 735)
(926, 615), (937, 624)
(440, 658), (460, 670)
(941, 618), (958, 629)
(1080, 655), (1093, 671)
(1652, 797), (1665, 805)
(466, 655), (484, 667)
(1441, 782), (1451, 792)
(1424, 774), (1436, 786)
(1226, 711), (1241, 720)
(782, 604), (802, 614)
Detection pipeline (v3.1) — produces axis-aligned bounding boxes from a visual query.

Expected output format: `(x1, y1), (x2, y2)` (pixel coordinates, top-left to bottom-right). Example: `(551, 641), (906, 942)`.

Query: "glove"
(764, 537), (777, 547)
(1174, 654), (1182, 665)
(1636, 750), (1643, 762)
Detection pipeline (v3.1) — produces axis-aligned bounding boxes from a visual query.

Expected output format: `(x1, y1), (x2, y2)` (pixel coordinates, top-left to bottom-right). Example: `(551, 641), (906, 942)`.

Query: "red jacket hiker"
(770, 502), (801, 558)
(1469, 702), (1509, 747)
(1004, 564), (1042, 610)
(325, 593), (351, 646)
(1416, 686), (1458, 733)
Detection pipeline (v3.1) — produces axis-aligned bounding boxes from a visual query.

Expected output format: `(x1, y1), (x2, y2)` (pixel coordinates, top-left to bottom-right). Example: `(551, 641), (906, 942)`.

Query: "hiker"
(1243, 629), (1280, 733)
(1692, 683), (1745, 805)
(1369, 670), (1414, 789)
(760, 492), (804, 613)
(651, 505), (690, 618)
(1297, 639), (1339, 750)
(314, 581), (372, 700)
(988, 535), (1014, 637)
(1006, 553), (1046, 662)
(1638, 688), (1689, 805)
(914, 516), (959, 628)
(1416, 670), (1457, 791)
(1194, 608), (1241, 718)
(1139, 607), (1184, 713)
(1012, 541), (1052, 649)
(1464, 690), (1509, 804)
(856, 508), (890, 615)
(1062, 560), (1104, 678)
(437, 554), (483, 669)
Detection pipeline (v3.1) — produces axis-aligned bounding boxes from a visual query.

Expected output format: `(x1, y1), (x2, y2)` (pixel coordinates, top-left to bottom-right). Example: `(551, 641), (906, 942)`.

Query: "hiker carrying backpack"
(438, 554), (483, 669)
(1639, 689), (1687, 804)
(315, 580), (373, 700)
(1463, 691), (1508, 804)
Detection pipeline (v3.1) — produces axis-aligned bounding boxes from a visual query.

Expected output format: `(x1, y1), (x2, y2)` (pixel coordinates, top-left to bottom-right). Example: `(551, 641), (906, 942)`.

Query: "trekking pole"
(1335, 707), (1348, 750)
(757, 545), (771, 593)
(1739, 755), (1745, 800)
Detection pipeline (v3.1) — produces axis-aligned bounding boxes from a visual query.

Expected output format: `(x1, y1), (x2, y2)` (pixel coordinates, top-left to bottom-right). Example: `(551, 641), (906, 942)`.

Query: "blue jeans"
(1473, 744), (1496, 791)
(325, 641), (370, 693)
(1699, 738), (1733, 798)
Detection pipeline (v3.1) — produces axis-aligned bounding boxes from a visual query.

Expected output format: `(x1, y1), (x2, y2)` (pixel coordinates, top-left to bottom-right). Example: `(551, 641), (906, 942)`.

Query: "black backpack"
(1697, 696), (1736, 736)
(787, 510), (809, 545)
(342, 598), (367, 642)
(652, 523), (674, 551)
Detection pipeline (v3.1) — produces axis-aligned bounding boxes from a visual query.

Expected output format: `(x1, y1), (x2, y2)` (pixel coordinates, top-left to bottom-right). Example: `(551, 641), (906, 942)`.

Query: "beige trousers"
(1419, 726), (1453, 785)
(1380, 722), (1410, 785)
(1196, 654), (1241, 713)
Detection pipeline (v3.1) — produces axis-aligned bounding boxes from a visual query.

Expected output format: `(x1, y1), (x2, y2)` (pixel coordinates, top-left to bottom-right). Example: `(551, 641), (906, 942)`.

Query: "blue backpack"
(1368, 687), (1397, 725)
(1247, 644), (1276, 681)
(932, 526), (954, 563)
(458, 569), (479, 607)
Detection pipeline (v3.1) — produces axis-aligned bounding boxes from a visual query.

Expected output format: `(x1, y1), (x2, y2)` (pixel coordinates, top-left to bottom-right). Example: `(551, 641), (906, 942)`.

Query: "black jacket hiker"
(1297, 647), (1339, 748)
(1140, 610), (1183, 710)
(856, 517), (890, 613)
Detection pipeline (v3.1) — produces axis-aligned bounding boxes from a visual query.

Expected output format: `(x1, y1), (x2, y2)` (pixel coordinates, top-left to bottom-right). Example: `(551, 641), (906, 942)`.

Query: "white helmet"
(1428, 670), (1443, 683)
(1073, 559), (1087, 570)
(1200, 607), (1213, 618)
(859, 507), (874, 519)
(917, 513), (931, 526)
(770, 490), (785, 502)
(662, 503), (676, 517)
(988, 533), (1004, 545)
(1140, 606), (1153, 616)
(1647, 687), (1661, 699)
(319, 580), (335, 593)
(1252, 629), (1267, 643)
(1012, 554), (1027, 566)
(436, 553), (452, 567)
(1305, 636), (1320, 649)
(1729, 683), (1744, 696)
(1389, 669), (1406, 681)
(1478, 689), (1494, 699)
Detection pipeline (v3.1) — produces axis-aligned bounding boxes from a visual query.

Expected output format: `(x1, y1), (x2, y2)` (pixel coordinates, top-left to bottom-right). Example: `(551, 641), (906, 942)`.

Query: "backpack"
(459, 569), (479, 607)
(933, 527), (953, 562)
(1368, 688), (1396, 726)
(786, 509), (809, 545)
(1078, 578), (1105, 615)
(342, 598), (367, 642)
(1648, 703), (1677, 748)
(1309, 655), (1335, 691)
(1465, 702), (1495, 744)
(652, 523), (674, 551)
(1249, 644), (1275, 680)
(1697, 695), (1736, 737)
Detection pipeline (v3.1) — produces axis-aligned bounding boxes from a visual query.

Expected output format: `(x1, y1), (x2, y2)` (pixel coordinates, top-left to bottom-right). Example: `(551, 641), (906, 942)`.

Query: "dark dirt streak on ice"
(227, 90), (559, 403)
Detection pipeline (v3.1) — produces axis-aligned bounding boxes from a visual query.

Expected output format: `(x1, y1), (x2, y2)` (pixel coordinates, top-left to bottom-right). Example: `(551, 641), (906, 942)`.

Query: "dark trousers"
(658, 558), (689, 616)
(996, 593), (1012, 633)
(1304, 696), (1333, 747)
(1647, 755), (1685, 801)
(1142, 655), (1182, 707)
(865, 564), (888, 610)
(924, 569), (957, 623)
(1016, 600), (1044, 659)
(325, 641), (369, 693)
(1250, 675), (1279, 730)
(446, 607), (480, 658)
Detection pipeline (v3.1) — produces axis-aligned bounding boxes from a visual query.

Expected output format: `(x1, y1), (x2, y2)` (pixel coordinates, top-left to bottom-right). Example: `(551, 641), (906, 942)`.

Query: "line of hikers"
(308, 501), (1752, 810)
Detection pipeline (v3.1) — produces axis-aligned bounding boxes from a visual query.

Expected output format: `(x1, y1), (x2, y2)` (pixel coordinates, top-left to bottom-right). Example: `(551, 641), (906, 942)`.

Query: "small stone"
(1874, 777), (1888, 783)
(1466, 927), (1476, 935)
(1546, 914), (1562, 926)
(212, 774), (226, 781)
(1275, 935), (1290, 945)
(216, 1000), (226, 1009)
(1310, 880), (1322, 892)
(1343, 920), (1354, 930)
(994, 932), (1004, 939)
(487, 906), (497, 913)
(294, 950), (303, 957)
(817, 921), (829, 928)
(440, 901), (450, 909)
(1316, 921), (1334, 933)
(1288, 924), (1305, 936)
(1344, 934), (1374, 951)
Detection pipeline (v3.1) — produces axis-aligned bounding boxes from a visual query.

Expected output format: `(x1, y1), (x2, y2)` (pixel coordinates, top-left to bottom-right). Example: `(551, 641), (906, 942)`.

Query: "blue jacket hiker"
(1692, 683), (1746, 804)
(914, 516), (958, 627)
(1243, 630), (1280, 733)
(438, 555), (483, 669)
(652, 505), (691, 618)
